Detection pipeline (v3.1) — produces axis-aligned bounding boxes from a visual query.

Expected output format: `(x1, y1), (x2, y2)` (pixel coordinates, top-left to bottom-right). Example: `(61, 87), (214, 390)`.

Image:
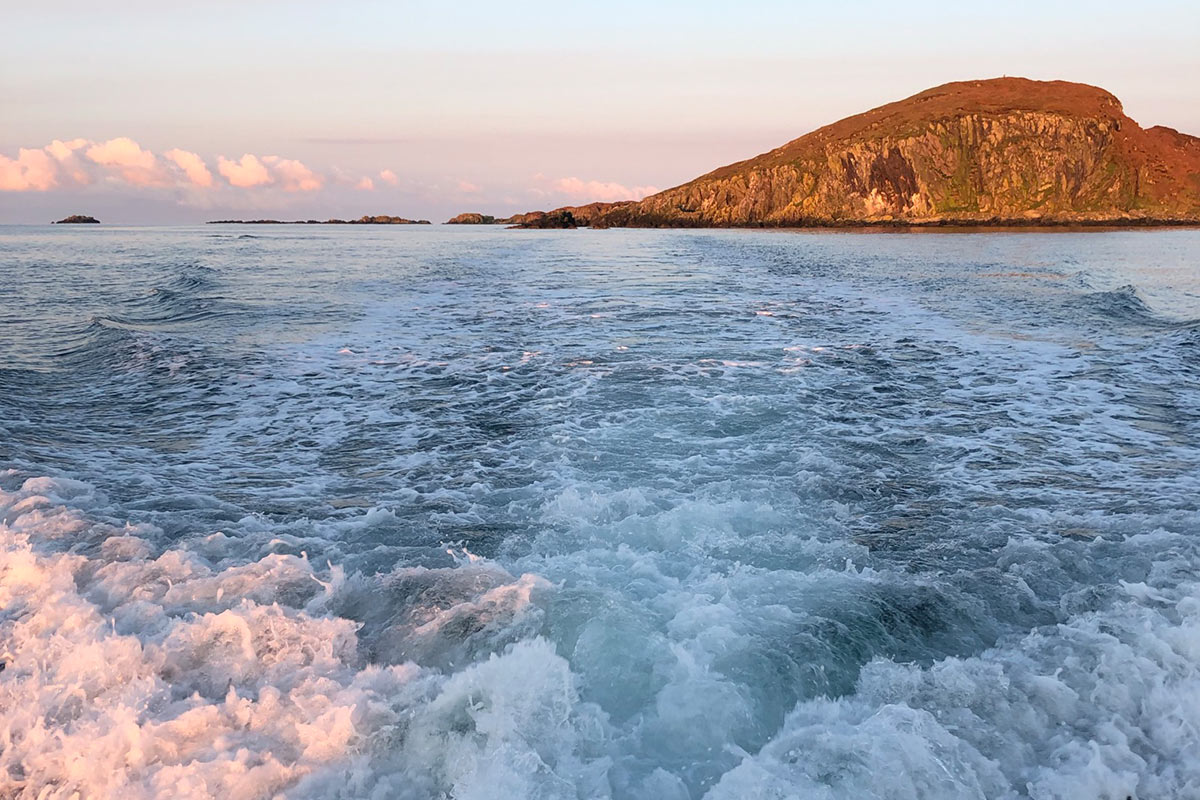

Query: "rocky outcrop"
(509, 210), (578, 229)
(596, 78), (1200, 227)
(54, 215), (99, 224)
(545, 201), (635, 226)
(343, 215), (432, 225)
(446, 213), (500, 224)
(445, 202), (637, 228)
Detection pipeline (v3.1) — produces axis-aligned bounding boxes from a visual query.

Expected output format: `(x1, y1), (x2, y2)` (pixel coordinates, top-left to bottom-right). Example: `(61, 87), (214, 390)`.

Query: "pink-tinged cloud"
(164, 148), (213, 187)
(86, 137), (167, 186)
(262, 155), (322, 192)
(45, 138), (93, 185)
(218, 154), (272, 188)
(552, 177), (659, 202)
(378, 169), (398, 186)
(457, 180), (481, 193)
(0, 148), (60, 191)
(45, 138), (89, 162)
(1, 138), (367, 201)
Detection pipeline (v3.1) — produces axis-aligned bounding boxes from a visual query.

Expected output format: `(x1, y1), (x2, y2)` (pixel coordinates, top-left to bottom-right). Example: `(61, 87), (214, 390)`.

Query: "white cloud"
(45, 138), (93, 185)
(86, 137), (167, 186)
(261, 155), (322, 192)
(45, 138), (88, 161)
(163, 148), (213, 187)
(0, 138), (377, 204)
(217, 154), (272, 188)
(0, 148), (61, 191)
(551, 176), (658, 202)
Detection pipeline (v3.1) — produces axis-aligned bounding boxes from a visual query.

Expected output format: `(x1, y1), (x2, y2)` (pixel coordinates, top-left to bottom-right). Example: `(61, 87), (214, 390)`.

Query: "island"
(446, 203), (635, 228)
(446, 213), (502, 225)
(449, 77), (1200, 228)
(208, 215), (431, 225)
(54, 215), (100, 224)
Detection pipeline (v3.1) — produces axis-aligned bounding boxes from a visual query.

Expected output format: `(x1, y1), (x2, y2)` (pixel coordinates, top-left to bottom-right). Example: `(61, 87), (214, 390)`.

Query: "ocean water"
(2, 224), (1199, 800)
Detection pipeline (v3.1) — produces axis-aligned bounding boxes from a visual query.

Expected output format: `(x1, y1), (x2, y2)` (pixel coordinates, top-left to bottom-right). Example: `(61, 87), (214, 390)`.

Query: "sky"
(2, 0), (1198, 223)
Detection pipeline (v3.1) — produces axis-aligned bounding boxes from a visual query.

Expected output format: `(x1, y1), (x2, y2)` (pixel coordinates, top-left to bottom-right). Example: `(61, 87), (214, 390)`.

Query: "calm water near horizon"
(2, 225), (1199, 798)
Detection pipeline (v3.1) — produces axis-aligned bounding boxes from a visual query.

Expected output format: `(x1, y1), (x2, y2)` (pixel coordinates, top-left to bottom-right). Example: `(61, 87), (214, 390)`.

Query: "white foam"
(0, 478), (608, 800)
(709, 564), (1200, 799)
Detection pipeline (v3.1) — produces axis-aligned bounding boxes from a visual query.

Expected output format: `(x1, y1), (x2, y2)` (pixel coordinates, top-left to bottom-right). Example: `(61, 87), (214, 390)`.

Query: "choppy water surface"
(2, 225), (1199, 799)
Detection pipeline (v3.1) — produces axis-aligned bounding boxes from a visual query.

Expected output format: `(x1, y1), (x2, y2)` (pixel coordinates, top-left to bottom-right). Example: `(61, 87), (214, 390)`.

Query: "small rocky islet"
(53, 215), (100, 224)
(447, 203), (635, 229)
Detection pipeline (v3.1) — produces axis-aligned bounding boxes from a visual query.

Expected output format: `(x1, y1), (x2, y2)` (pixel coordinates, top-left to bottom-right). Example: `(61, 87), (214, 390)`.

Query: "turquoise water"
(2, 225), (1199, 799)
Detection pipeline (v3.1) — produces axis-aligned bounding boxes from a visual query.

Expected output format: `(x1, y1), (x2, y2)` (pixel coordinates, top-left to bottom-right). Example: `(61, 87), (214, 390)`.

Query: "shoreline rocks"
(207, 216), (431, 225)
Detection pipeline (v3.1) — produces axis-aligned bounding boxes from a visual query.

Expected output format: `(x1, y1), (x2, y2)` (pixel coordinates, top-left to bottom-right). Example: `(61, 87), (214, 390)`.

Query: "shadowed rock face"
(592, 78), (1200, 227)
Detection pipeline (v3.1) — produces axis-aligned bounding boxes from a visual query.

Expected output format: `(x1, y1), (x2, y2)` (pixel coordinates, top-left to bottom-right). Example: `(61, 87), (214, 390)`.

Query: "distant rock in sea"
(446, 213), (501, 224)
(511, 210), (579, 229)
(451, 78), (1200, 228)
(444, 202), (635, 228)
(208, 215), (431, 225)
(54, 215), (100, 224)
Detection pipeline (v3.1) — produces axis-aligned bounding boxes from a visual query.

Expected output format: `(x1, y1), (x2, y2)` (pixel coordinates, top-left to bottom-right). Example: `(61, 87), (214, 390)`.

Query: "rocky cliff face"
(594, 78), (1200, 227)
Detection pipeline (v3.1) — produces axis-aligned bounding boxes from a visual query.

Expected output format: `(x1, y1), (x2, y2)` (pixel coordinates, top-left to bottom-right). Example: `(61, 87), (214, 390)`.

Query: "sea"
(2, 224), (1199, 799)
